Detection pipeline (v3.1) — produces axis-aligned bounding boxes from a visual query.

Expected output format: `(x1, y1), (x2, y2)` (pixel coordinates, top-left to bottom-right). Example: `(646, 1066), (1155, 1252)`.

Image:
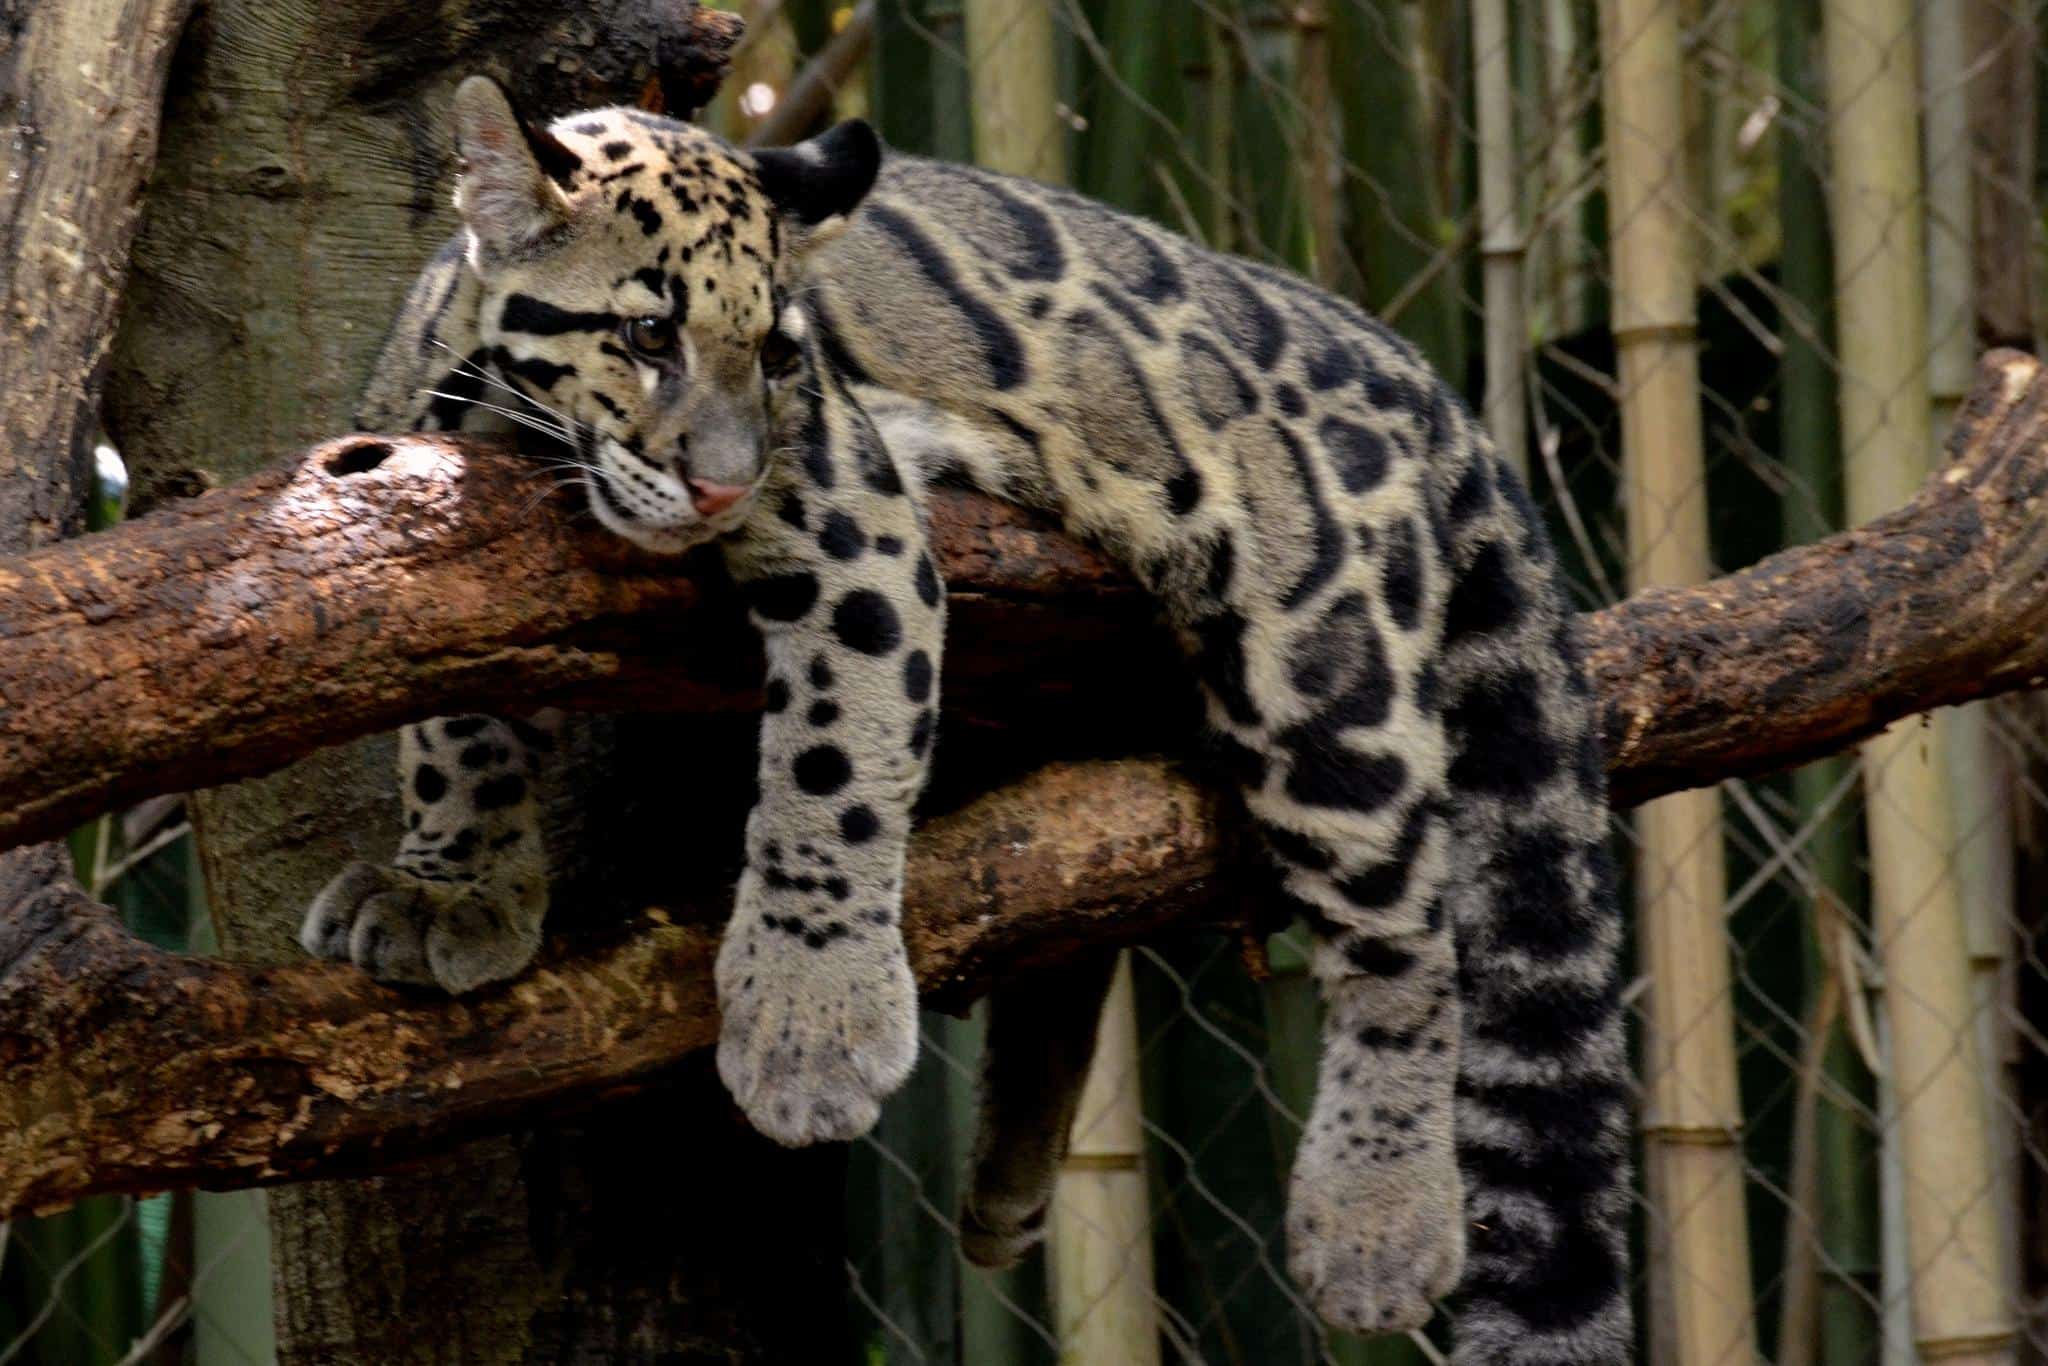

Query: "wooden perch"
(4, 350), (2048, 852)
(0, 761), (1227, 1216)
(1588, 349), (2048, 796)
(4, 348), (2048, 1219)
(0, 434), (1149, 853)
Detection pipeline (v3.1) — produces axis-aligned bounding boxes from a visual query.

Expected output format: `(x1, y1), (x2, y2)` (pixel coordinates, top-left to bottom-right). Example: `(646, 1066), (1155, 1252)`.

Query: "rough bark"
(0, 0), (198, 547)
(0, 762), (1228, 1219)
(0, 2), (191, 1354)
(6, 350), (2048, 857)
(11, 353), (2048, 1219)
(0, 440), (1151, 855)
(1587, 346), (2048, 798)
(91, 2), (832, 1360)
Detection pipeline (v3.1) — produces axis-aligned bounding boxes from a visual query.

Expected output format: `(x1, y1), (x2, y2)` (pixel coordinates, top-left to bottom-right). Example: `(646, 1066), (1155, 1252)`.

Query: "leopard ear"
(752, 120), (881, 249)
(450, 76), (581, 258)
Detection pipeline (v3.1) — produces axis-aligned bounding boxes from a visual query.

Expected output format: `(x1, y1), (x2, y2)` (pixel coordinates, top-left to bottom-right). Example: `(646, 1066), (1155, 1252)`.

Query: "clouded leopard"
(299, 75), (1631, 1362)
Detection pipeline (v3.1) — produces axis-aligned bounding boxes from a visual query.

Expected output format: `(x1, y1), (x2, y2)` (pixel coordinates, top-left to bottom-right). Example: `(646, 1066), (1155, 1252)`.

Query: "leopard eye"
(761, 327), (802, 380)
(625, 315), (677, 357)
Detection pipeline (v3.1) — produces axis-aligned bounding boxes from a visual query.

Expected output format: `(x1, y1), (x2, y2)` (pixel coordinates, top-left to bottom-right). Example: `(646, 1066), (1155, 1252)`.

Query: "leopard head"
(448, 75), (879, 552)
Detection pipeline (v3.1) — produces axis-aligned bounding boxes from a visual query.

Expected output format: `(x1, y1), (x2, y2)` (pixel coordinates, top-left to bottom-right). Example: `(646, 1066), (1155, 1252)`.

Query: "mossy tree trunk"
(103, 3), (848, 1359)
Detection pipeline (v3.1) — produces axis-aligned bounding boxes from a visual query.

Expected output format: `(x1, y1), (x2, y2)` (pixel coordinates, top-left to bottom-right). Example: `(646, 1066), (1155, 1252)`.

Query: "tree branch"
(0, 761), (1228, 1217)
(1587, 349), (2048, 796)
(3, 351), (2047, 1219)
(3, 350), (2047, 855)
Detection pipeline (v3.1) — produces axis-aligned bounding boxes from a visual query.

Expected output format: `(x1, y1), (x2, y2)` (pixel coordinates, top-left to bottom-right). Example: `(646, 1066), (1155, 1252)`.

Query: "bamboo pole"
(960, 2), (1154, 1355)
(1925, 1), (1981, 447)
(1473, 0), (1527, 476)
(1922, 0), (2020, 1322)
(1600, 0), (1758, 1360)
(963, 0), (1064, 182)
(1203, 11), (1236, 253)
(1296, 0), (1342, 287)
(1821, 2), (2014, 1361)
(1048, 957), (1160, 1365)
(1535, 0), (1587, 338)
(1961, 0), (2038, 353)
(1330, 0), (1463, 378)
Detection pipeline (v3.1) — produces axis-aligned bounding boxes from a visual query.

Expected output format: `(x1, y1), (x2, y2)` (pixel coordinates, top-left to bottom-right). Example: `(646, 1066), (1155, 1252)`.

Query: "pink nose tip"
(687, 479), (747, 517)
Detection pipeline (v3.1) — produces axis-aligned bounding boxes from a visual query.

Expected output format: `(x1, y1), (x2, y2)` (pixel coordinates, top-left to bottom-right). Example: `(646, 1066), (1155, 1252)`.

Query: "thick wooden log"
(0, 760), (1227, 1217)
(6, 353), (2048, 1219)
(0, 434), (1152, 853)
(3, 351), (2048, 853)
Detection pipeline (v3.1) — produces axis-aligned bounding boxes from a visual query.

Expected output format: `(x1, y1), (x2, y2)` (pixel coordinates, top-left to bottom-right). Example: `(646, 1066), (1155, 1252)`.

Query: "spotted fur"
(303, 75), (1630, 1361)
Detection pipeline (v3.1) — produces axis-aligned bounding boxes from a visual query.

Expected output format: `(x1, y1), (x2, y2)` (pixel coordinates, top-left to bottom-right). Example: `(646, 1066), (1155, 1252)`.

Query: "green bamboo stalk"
(1922, 0), (2019, 1325)
(870, 0), (971, 162)
(1772, 2), (1877, 1360)
(853, 1014), (967, 1362)
(1330, 0), (1462, 378)
(1202, 11), (1236, 252)
(868, 0), (935, 154)
(1527, 0), (1586, 339)
(180, 838), (280, 1365)
(1217, 2), (1310, 272)
(1070, 0), (1200, 224)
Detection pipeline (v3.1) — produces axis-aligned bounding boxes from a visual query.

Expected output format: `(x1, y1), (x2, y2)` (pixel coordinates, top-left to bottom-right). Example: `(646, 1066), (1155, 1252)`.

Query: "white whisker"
(427, 340), (590, 442)
(420, 390), (571, 441)
(514, 474), (590, 520)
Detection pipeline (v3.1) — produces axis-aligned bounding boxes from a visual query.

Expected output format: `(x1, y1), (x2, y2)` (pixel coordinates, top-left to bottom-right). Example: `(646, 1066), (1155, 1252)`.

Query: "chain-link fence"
(800, 1), (2048, 1361)
(8, 0), (2048, 1361)
(0, 813), (278, 1366)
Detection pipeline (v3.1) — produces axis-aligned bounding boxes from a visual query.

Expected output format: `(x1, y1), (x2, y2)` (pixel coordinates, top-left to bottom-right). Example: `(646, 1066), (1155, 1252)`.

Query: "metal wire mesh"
(0, 823), (278, 1366)
(806, 0), (2048, 1360)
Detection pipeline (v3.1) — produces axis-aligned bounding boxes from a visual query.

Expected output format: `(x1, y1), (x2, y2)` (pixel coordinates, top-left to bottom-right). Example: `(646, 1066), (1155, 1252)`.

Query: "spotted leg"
(1187, 589), (1465, 1337)
(713, 368), (945, 1146)
(300, 713), (554, 992)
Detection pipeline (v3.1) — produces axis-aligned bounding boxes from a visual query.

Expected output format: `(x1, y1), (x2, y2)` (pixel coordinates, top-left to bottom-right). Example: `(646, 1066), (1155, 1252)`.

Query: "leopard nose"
(687, 478), (747, 517)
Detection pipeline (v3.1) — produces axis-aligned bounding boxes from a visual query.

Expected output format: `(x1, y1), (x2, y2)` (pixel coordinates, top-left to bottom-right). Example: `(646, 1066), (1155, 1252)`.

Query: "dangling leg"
(959, 952), (1118, 1268)
(1188, 584), (1465, 1336)
(1257, 791), (1465, 1335)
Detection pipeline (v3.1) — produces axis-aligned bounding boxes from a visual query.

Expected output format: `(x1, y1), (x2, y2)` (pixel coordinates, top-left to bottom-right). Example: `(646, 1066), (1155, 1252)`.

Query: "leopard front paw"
(299, 861), (541, 994)
(713, 922), (918, 1147)
(1285, 1104), (1465, 1336)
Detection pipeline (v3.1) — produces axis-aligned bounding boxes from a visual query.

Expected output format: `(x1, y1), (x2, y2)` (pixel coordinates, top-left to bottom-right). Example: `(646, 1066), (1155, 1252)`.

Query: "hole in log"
(326, 441), (394, 476)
